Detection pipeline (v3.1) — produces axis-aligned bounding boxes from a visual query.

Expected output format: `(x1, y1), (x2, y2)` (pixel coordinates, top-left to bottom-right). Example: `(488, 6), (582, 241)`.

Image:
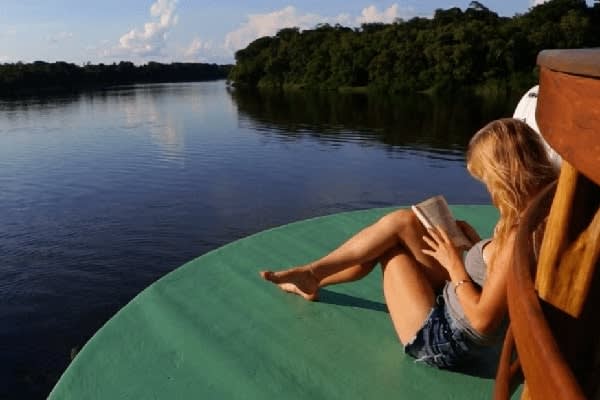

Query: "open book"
(411, 195), (472, 249)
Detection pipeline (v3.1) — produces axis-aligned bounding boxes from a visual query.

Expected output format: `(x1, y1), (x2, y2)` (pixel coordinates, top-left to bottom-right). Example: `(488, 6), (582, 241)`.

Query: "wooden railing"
(494, 49), (600, 400)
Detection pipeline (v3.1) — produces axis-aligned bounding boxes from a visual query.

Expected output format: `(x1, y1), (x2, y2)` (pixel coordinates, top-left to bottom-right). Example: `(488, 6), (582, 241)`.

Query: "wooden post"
(535, 163), (600, 317)
(535, 162), (578, 298)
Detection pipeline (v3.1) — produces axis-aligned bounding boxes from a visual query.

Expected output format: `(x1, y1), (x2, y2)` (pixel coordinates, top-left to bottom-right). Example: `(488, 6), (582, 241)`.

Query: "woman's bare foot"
(259, 267), (319, 301)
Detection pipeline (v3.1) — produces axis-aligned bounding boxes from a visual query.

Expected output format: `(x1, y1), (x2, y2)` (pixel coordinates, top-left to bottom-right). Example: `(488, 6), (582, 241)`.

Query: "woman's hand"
(422, 225), (466, 277)
(456, 220), (481, 247)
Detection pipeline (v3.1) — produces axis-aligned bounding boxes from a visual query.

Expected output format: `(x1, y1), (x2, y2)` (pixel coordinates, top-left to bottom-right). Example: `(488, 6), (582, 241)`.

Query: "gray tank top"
(442, 238), (497, 345)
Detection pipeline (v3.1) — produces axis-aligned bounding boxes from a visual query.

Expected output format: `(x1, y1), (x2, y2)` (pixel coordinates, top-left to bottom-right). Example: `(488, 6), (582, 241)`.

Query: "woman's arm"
(423, 226), (514, 334)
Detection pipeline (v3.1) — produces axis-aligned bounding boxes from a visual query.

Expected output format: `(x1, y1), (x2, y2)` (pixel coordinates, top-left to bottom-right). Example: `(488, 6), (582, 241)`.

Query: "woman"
(260, 118), (558, 369)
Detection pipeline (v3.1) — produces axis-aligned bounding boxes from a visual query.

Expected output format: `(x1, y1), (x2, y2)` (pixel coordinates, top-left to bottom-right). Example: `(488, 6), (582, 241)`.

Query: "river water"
(0, 81), (517, 398)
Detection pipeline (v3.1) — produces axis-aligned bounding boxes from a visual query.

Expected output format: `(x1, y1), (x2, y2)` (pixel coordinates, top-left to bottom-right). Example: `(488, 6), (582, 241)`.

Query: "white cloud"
(48, 31), (74, 44)
(224, 6), (323, 52)
(181, 37), (235, 63)
(357, 5), (401, 24)
(531, 0), (549, 5)
(223, 6), (356, 53)
(184, 37), (212, 58)
(222, 4), (417, 54)
(113, 0), (179, 58)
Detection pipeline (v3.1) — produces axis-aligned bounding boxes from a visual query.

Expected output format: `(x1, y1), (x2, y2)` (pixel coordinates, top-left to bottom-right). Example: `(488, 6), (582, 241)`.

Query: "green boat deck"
(50, 205), (521, 399)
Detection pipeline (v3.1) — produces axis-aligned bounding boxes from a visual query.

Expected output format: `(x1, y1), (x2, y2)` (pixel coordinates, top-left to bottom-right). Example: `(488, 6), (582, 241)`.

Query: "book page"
(412, 195), (472, 249)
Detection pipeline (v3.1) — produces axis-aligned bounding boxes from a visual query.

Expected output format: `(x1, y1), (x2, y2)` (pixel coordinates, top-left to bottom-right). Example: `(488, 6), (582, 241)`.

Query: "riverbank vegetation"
(0, 61), (231, 96)
(229, 0), (600, 94)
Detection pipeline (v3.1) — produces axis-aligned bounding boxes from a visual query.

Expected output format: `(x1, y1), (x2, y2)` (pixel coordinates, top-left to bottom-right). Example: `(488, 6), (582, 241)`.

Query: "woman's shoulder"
(487, 229), (519, 268)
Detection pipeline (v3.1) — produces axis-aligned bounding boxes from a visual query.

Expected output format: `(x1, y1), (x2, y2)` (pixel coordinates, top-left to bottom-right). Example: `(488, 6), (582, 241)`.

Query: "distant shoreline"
(0, 78), (229, 98)
(0, 61), (232, 97)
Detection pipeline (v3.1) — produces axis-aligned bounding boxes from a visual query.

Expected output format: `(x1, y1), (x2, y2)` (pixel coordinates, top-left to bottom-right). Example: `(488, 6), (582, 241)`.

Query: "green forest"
(229, 0), (600, 94)
(0, 61), (231, 95)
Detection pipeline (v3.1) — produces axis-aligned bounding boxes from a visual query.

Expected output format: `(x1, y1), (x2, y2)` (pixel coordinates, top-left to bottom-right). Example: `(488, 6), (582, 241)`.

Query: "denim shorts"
(404, 297), (473, 369)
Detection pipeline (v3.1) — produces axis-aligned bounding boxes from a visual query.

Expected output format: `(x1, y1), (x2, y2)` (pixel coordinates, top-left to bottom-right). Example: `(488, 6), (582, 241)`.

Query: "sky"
(0, 0), (592, 65)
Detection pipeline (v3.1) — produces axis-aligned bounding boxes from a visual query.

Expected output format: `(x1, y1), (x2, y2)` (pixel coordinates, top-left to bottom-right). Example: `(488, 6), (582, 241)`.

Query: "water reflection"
(118, 87), (185, 165)
(86, 85), (188, 165)
(228, 87), (517, 158)
(0, 84), (201, 167)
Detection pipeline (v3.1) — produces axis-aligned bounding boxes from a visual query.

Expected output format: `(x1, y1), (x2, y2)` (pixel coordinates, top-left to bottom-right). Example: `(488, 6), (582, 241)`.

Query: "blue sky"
(0, 0), (591, 65)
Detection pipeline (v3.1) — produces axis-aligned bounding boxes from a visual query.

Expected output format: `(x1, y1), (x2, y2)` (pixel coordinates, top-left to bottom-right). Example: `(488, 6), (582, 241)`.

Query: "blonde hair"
(467, 118), (557, 246)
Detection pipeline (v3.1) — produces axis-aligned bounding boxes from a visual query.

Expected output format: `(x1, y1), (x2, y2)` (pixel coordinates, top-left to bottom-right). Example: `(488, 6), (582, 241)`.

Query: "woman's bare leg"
(380, 247), (436, 344)
(260, 261), (377, 301)
(260, 209), (450, 300)
(318, 261), (377, 287)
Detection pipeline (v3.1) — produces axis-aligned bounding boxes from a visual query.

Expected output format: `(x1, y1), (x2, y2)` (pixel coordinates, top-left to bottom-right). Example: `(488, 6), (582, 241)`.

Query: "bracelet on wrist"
(454, 279), (473, 294)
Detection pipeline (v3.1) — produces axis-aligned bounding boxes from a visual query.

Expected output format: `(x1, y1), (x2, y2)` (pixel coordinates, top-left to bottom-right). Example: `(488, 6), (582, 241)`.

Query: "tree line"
(0, 61), (232, 95)
(229, 0), (600, 94)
